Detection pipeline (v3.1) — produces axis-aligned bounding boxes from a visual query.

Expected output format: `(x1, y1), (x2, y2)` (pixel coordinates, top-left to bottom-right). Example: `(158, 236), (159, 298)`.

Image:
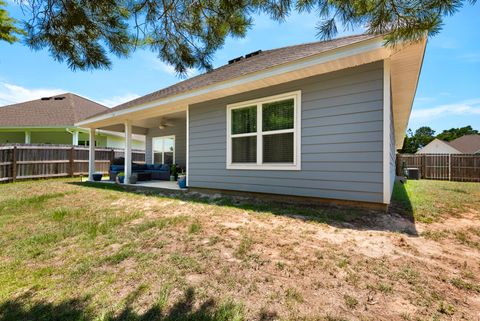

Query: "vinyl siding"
(145, 118), (186, 167)
(187, 62), (385, 203)
(105, 135), (145, 150)
(0, 132), (25, 143)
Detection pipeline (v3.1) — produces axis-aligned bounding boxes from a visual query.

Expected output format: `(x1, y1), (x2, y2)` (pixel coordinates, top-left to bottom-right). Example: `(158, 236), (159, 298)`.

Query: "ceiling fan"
(158, 118), (174, 129)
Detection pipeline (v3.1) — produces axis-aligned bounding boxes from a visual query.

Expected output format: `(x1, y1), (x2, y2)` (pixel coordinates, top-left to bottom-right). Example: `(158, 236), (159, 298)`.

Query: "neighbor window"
(226, 91), (301, 170)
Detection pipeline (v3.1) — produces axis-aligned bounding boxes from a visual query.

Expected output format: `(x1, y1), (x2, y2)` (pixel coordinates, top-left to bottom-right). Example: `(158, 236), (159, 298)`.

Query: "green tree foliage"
(400, 125), (479, 153)
(0, 0), (23, 43)
(1, 0), (477, 72)
(400, 129), (418, 154)
(400, 127), (436, 153)
(436, 125), (479, 141)
(415, 126), (437, 148)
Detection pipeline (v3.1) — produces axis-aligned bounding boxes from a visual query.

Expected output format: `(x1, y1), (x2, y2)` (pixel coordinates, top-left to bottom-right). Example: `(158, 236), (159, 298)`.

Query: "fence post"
(421, 155), (426, 179)
(448, 154), (452, 181)
(69, 147), (75, 177)
(12, 146), (17, 182)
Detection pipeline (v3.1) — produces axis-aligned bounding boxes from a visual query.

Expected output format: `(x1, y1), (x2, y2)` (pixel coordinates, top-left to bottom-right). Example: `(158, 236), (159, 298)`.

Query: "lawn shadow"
(390, 181), (414, 221)
(69, 181), (418, 236)
(0, 288), (246, 321)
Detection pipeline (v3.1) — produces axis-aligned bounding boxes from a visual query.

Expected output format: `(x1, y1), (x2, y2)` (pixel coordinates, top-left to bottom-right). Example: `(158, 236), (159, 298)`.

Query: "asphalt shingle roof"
(104, 34), (377, 115)
(448, 135), (480, 154)
(0, 93), (109, 127)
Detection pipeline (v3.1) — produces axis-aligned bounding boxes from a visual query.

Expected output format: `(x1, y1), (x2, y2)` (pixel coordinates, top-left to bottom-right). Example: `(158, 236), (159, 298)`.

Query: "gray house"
(77, 34), (426, 207)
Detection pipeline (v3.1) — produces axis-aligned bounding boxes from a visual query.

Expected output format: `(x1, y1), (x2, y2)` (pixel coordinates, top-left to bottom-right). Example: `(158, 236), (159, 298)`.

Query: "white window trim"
(152, 135), (176, 164)
(226, 90), (301, 170)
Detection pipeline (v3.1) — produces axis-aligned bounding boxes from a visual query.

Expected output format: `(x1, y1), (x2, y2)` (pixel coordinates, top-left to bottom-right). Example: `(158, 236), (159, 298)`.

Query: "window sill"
(226, 164), (301, 171)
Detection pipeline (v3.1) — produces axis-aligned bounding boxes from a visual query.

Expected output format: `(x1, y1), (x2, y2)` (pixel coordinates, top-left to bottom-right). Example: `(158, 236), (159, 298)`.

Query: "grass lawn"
(0, 178), (479, 320)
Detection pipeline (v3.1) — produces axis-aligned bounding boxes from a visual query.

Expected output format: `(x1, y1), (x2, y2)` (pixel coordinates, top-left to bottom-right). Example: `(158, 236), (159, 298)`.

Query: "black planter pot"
(92, 173), (103, 181)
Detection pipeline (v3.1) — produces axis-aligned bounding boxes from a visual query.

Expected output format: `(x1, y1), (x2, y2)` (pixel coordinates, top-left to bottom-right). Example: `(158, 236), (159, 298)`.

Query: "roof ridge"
(109, 33), (377, 111)
(66, 93), (79, 124)
(0, 92), (71, 108)
(261, 33), (376, 53)
(69, 93), (110, 110)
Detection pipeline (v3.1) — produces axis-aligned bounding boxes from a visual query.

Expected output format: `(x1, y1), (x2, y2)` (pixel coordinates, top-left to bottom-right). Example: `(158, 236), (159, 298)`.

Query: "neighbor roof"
(448, 135), (480, 154)
(0, 93), (109, 127)
(102, 34), (377, 115)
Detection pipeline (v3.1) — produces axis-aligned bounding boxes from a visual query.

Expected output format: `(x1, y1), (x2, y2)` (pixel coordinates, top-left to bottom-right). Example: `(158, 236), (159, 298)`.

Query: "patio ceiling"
(97, 111), (187, 135)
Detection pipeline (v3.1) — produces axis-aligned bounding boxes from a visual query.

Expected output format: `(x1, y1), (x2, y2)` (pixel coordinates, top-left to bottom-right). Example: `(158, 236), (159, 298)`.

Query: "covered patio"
(82, 107), (187, 187)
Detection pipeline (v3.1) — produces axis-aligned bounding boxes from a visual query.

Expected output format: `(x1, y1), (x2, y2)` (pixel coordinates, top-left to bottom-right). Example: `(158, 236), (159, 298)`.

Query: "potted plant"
(177, 169), (187, 188)
(116, 172), (125, 184)
(170, 164), (177, 181)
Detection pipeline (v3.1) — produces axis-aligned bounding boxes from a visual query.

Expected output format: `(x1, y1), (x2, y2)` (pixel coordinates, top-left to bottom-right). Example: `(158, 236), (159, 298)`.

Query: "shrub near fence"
(396, 154), (480, 182)
(0, 144), (145, 182)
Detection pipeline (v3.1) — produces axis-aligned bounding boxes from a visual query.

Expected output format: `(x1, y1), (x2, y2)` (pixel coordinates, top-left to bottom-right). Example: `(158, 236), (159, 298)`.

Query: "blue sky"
(0, 2), (479, 135)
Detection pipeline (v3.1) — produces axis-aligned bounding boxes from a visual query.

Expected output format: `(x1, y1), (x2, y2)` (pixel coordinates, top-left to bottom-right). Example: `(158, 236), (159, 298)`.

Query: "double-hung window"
(226, 91), (301, 170)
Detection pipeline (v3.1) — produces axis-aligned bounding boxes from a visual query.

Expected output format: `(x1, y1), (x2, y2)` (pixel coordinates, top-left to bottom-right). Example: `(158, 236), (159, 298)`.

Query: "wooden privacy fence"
(0, 144), (145, 182)
(396, 154), (480, 182)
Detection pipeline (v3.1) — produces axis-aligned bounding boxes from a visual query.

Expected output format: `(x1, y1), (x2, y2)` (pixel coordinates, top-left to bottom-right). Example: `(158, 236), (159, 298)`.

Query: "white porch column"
(24, 131), (31, 144)
(72, 130), (79, 145)
(88, 128), (96, 181)
(124, 121), (132, 184)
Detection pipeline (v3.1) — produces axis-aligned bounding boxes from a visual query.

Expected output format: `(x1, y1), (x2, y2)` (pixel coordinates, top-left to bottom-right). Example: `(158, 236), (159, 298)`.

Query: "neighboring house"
(417, 135), (480, 154)
(0, 93), (145, 149)
(77, 34), (426, 206)
(416, 138), (462, 154)
(448, 135), (480, 154)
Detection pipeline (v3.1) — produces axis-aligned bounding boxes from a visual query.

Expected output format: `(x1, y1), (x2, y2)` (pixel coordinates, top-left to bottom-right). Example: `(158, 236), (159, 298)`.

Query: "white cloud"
(153, 61), (198, 78)
(0, 82), (65, 107)
(0, 81), (140, 108)
(142, 52), (198, 77)
(415, 96), (437, 104)
(459, 53), (480, 63)
(411, 99), (480, 119)
(97, 93), (141, 108)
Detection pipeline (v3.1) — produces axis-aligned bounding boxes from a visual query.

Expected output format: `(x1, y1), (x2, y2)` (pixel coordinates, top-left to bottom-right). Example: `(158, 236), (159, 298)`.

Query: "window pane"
(232, 106), (257, 134)
(164, 152), (174, 165)
(263, 133), (294, 163)
(163, 138), (174, 153)
(153, 153), (162, 164)
(232, 136), (257, 163)
(262, 99), (294, 132)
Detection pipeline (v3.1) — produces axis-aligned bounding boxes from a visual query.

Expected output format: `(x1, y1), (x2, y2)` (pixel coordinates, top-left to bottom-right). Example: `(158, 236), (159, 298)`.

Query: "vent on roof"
(245, 50), (262, 59)
(54, 97), (65, 100)
(228, 56), (244, 64)
(41, 97), (52, 101)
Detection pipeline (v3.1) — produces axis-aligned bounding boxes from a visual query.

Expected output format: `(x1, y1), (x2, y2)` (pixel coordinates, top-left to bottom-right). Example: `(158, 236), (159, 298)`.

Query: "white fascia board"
(76, 37), (386, 127)
(383, 59), (392, 204)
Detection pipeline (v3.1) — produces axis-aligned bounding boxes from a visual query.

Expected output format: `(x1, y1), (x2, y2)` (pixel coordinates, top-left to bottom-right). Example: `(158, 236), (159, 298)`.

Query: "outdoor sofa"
(109, 163), (170, 181)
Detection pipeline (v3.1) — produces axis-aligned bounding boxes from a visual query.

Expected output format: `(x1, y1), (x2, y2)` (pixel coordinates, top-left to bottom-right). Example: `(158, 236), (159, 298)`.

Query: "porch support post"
(72, 129), (79, 145)
(24, 131), (31, 144)
(124, 120), (132, 184)
(88, 128), (96, 181)
(186, 105), (189, 187)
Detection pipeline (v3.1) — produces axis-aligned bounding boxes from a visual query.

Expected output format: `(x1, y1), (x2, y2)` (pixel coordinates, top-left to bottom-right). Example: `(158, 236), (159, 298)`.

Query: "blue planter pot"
(178, 176), (187, 188)
(118, 176), (125, 184)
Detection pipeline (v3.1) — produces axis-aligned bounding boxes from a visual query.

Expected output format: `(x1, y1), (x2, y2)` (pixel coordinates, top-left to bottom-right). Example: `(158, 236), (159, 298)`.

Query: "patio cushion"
(153, 164), (164, 170)
(110, 165), (124, 172)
